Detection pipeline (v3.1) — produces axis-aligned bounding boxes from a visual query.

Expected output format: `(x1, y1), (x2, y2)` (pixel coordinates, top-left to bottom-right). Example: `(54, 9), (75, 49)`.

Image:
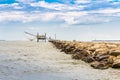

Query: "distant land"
(0, 40), (5, 41)
(92, 40), (120, 42)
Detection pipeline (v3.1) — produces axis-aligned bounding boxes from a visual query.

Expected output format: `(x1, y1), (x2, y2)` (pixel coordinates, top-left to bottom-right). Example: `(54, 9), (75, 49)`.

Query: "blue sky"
(0, 0), (120, 41)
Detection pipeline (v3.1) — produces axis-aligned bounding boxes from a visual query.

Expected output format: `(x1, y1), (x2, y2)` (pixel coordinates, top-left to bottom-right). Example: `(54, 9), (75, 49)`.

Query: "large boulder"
(50, 40), (120, 69)
(111, 56), (120, 68)
(94, 54), (110, 61)
(112, 63), (120, 68)
(72, 52), (82, 59)
(110, 51), (120, 56)
(108, 56), (115, 64)
(72, 50), (94, 63)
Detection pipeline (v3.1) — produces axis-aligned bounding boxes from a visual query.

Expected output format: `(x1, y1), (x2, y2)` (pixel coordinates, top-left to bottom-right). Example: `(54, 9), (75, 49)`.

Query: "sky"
(0, 0), (120, 41)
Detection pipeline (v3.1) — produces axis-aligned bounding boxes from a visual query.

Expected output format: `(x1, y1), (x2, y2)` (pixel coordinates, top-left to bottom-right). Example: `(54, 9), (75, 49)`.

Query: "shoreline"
(50, 40), (120, 69)
(0, 41), (120, 80)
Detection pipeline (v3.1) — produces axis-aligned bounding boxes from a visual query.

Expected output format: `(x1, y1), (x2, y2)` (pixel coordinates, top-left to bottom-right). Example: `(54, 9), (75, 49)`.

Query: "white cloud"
(94, 8), (120, 14)
(0, 11), (25, 22)
(16, 0), (36, 3)
(0, 10), (83, 24)
(0, 11), (56, 23)
(1, 0), (119, 26)
(12, 3), (24, 9)
(58, 11), (88, 24)
(0, 3), (23, 9)
(30, 1), (84, 11)
(90, 8), (120, 17)
(75, 0), (91, 4)
(0, 10), (115, 25)
(40, 13), (56, 21)
(0, 4), (120, 25)
(0, 4), (8, 7)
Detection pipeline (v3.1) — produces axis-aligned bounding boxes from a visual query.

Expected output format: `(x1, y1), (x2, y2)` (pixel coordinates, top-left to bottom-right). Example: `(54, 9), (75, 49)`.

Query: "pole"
(55, 34), (56, 40)
(37, 33), (39, 42)
(45, 33), (46, 42)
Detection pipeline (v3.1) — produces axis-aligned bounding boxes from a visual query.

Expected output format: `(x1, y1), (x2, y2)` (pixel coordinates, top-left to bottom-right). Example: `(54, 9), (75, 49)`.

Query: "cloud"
(0, 10), (82, 24)
(30, 1), (85, 11)
(0, 11), (25, 22)
(92, 8), (120, 14)
(12, 3), (24, 9)
(75, 0), (91, 4)
(0, 10), (113, 25)
(0, 11), (57, 23)
(16, 0), (36, 3)
(57, 11), (88, 24)
(0, 3), (24, 10)
(89, 8), (120, 17)
(0, 0), (120, 25)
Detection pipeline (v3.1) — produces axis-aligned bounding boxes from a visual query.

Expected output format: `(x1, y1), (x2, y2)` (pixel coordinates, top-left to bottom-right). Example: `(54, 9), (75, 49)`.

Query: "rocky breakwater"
(50, 40), (120, 69)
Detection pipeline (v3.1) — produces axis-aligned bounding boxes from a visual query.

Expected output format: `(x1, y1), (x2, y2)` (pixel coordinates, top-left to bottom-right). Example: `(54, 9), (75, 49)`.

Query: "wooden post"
(37, 33), (39, 42)
(45, 33), (46, 42)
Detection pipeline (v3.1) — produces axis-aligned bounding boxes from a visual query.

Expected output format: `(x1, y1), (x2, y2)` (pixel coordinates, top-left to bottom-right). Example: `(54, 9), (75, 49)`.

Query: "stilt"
(24, 31), (47, 42)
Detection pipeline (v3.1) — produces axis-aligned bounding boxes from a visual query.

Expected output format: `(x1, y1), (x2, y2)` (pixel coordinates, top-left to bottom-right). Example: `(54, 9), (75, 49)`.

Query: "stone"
(110, 51), (120, 56)
(112, 63), (120, 68)
(111, 56), (120, 68)
(72, 52), (83, 60)
(94, 54), (110, 61)
(90, 61), (109, 69)
(50, 40), (120, 69)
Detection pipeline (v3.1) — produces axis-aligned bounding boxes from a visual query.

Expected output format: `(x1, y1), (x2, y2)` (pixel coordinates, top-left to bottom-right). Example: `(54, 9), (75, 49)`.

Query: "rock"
(81, 56), (95, 63)
(89, 49), (96, 53)
(72, 50), (94, 63)
(63, 45), (75, 54)
(110, 51), (120, 56)
(91, 61), (109, 69)
(94, 54), (110, 61)
(72, 50), (88, 59)
(50, 40), (120, 69)
(108, 56), (116, 64)
(72, 52), (83, 60)
(112, 63), (120, 68)
(111, 56), (120, 68)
